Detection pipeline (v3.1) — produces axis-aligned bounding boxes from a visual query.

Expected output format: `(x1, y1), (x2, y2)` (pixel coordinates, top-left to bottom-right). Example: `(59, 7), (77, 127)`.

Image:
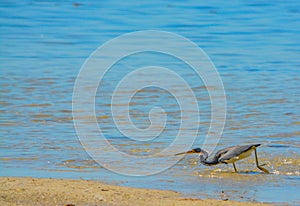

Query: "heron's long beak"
(175, 149), (198, 156)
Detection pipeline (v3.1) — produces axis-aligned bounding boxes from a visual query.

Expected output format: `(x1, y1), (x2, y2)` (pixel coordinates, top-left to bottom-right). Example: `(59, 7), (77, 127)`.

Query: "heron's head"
(175, 147), (204, 156)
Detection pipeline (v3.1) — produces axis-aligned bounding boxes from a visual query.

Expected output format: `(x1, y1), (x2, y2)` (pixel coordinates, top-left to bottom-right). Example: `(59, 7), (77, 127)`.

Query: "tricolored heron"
(175, 144), (269, 173)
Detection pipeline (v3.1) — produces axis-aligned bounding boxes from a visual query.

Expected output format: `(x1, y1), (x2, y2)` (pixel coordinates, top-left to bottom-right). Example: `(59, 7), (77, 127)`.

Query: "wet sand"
(0, 177), (271, 206)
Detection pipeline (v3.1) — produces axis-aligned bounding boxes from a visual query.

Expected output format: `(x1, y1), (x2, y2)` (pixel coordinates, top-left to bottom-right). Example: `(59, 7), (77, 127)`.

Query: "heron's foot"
(259, 163), (267, 166)
(257, 165), (270, 174)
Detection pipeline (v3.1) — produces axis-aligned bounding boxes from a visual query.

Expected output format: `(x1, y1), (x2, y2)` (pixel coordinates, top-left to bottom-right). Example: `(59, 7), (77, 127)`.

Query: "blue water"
(1, 1), (300, 205)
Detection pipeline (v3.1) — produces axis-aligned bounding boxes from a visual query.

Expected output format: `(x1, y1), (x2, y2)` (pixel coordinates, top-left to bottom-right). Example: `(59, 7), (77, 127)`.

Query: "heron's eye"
(194, 148), (201, 152)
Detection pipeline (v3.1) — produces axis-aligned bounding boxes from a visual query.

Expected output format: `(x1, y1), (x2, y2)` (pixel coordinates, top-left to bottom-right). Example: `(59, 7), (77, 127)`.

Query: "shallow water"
(1, 1), (300, 205)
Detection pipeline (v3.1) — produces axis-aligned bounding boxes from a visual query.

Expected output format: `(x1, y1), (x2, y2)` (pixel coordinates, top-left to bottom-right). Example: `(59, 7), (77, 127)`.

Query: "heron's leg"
(254, 148), (270, 174)
(232, 162), (238, 173)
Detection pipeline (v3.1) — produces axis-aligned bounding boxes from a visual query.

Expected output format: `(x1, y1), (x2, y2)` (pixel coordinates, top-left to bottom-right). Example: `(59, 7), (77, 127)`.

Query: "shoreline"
(0, 177), (271, 206)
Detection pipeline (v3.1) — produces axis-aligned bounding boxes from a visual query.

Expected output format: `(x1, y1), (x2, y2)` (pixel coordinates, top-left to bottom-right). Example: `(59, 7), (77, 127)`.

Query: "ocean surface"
(1, 1), (300, 205)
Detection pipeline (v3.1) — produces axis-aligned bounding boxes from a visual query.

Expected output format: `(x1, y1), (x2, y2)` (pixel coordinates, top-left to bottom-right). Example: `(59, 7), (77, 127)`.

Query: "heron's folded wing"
(215, 146), (236, 158)
(218, 145), (257, 162)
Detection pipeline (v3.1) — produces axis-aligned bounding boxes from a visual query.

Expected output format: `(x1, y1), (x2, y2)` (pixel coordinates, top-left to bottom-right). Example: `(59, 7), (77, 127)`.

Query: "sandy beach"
(0, 177), (271, 206)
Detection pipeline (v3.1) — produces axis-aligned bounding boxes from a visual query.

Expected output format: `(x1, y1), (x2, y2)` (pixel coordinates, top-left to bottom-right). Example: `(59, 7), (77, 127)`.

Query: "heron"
(175, 144), (269, 173)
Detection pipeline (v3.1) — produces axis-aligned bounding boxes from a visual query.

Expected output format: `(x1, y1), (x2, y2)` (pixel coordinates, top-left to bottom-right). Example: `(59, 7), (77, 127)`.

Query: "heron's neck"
(199, 150), (219, 166)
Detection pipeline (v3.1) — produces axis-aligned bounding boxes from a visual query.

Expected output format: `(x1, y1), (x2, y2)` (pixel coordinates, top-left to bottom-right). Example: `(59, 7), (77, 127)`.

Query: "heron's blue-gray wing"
(217, 144), (260, 163)
(214, 146), (236, 158)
